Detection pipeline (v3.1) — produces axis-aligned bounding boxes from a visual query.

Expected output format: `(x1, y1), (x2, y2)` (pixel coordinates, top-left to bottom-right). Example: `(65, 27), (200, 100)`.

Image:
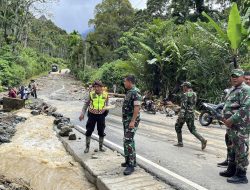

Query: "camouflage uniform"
(223, 82), (250, 171)
(122, 86), (142, 166)
(175, 86), (206, 146)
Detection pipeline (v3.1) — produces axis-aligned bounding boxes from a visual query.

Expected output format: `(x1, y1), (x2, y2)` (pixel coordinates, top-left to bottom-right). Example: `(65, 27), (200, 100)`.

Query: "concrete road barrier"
(56, 127), (171, 190)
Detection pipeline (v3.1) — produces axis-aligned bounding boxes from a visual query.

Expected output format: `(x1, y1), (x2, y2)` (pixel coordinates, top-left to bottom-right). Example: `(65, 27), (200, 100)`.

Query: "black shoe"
(202, 140), (207, 150)
(121, 162), (137, 167)
(227, 169), (248, 184)
(217, 159), (228, 167)
(219, 162), (236, 177)
(121, 162), (128, 167)
(174, 143), (183, 147)
(123, 165), (135, 175)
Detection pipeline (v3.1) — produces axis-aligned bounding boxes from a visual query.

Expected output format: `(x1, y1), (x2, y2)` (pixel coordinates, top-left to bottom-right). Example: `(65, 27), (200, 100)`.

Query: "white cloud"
(129, 0), (147, 9)
(40, 0), (147, 33)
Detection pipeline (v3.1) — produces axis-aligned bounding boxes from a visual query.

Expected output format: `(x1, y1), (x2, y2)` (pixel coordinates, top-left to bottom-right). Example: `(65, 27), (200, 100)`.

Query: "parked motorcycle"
(199, 102), (224, 126)
(141, 99), (156, 114)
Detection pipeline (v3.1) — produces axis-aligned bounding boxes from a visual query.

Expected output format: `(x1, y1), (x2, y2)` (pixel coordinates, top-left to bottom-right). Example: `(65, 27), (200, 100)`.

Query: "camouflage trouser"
(227, 127), (249, 171)
(123, 119), (139, 166)
(175, 112), (205, 142)
(225, 129), (233, 158)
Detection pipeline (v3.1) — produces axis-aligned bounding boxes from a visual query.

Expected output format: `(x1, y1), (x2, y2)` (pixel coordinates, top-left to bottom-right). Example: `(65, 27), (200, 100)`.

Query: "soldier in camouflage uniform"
(244, 71), (250, 86)
(219, 69), (250, 184)
(174, 82), (207, 150)
(122, 75), (142, 175)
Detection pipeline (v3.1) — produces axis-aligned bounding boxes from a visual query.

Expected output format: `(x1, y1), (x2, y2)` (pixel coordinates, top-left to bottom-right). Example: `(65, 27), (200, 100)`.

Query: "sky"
(43, 0), (147, 33)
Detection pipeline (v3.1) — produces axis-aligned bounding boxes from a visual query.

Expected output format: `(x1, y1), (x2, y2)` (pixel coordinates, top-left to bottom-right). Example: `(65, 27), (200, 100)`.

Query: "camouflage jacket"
(223, 83), (250, 130)
(122, 86), (142, 121)
(180, 89), (197, 114)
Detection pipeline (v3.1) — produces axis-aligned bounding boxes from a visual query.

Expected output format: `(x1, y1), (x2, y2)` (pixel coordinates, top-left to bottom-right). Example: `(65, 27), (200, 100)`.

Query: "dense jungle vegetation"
(0, 0), (249, 103)
(69, 0), (250, 102)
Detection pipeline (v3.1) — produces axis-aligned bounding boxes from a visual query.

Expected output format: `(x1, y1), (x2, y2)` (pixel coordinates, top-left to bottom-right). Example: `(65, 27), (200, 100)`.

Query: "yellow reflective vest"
(88, 91), (108, 114)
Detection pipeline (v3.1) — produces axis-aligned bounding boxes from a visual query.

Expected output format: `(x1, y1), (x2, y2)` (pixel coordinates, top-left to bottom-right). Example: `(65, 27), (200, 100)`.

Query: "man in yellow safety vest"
(79, 80), (109, 153)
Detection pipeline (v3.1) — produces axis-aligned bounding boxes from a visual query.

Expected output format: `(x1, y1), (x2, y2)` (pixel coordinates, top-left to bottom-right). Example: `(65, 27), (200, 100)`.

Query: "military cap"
(181, 81), (192, 88)
(231, 69), (244, 77)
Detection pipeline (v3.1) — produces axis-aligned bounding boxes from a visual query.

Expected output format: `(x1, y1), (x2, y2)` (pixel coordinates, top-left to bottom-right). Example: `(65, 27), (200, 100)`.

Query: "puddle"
(0, 109), (95, 190)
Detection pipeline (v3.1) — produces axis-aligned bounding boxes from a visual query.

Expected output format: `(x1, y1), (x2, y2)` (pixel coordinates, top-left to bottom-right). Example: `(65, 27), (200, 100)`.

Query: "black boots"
(121, 157), (129, 167)
(217, 157), (228, 167)
(227, 168), (248, 184)
(174, 133), (183, 147)
(121, 157), (137, 167)
(219, 162), (236, 177)
(123, 165), (135, 175)
(201, 140), (207, 150)
(99, 137), (106, 152)
(84, 136), (91, 153)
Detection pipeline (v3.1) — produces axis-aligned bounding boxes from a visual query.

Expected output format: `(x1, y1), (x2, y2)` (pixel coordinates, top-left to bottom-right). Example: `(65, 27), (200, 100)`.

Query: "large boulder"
(3, 97), (25, 111)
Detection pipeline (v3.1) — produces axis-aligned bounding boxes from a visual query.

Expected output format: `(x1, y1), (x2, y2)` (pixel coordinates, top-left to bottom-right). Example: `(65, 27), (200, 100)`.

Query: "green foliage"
(86, 0), (135, 66)
(202, 3), (249, 68)
(0, 1), (71, 90)
(0, 45), (65, 88)
(89, 60), (133, 93)
(227, 3), (243, 51)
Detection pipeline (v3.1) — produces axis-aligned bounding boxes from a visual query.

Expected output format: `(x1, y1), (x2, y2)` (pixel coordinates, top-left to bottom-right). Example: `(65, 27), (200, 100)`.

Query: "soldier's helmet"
(181, 81), (192, 88)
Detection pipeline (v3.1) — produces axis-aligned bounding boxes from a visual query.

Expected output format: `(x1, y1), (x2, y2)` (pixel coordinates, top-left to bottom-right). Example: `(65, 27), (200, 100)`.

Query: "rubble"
(0, 175), (32, 190)
(59, 126), (73, 137)
(27, 101), (57, 116)
(0, 111), (26, 144)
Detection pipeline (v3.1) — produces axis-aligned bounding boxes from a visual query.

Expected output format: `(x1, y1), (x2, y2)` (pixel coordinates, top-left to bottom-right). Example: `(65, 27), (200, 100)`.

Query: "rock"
(31, 110), (40, 116)
(47, 106), (57, 113)
(91, 155), (99, 159)
(53, 118), (61, 125)
(15, 116), (26, 122)
(57, 123), (64, 129)
(0, 185), (6, 190)
(59, 126), (72, 137)
(0, 136), (11, 143)
(0, 112), (8, 117)
(47, 112), (52, 116)
(68, 133), (76, 140)
(54, 117), (70, 125)
(52, 112), (63, 118)
(3, 97), (25, 111)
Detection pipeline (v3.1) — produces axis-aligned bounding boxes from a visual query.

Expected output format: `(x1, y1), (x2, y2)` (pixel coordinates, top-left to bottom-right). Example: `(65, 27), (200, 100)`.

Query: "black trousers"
(85, 112), (106, 137)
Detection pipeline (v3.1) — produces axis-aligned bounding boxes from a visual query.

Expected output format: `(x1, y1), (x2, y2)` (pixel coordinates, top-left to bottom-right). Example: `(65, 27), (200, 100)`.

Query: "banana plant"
(202, 3), (249, 68)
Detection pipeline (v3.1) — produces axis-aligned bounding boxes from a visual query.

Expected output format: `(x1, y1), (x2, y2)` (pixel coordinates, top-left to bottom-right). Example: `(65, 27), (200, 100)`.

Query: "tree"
(202, 2), (249, 68)
(86, 0), (135, 66)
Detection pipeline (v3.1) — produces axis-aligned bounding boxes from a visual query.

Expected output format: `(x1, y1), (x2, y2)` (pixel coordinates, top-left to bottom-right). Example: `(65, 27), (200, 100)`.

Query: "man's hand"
(129, 121), (135, 129)
(79, 114), (84, 121)
(222, 118), (233, 128)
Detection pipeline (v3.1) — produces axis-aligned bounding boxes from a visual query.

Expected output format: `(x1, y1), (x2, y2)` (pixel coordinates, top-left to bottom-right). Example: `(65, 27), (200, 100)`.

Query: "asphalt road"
(37, 74), (250, 190)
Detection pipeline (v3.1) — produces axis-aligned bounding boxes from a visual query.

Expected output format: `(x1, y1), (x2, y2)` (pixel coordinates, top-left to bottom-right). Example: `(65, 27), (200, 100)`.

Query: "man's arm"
(129, 92), (141, 128)
(79, 94), (90, 121)
(229, 90), (250, 124)
(225, 88), (250, 127)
